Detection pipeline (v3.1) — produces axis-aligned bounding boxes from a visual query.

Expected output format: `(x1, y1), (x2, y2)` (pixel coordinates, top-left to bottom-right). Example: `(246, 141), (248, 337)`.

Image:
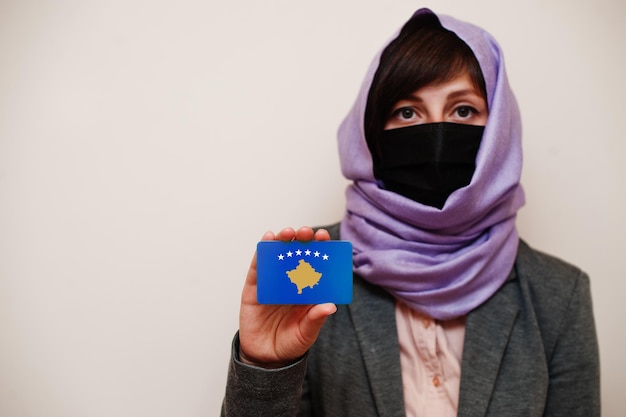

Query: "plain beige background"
(1, 0), (624, 416)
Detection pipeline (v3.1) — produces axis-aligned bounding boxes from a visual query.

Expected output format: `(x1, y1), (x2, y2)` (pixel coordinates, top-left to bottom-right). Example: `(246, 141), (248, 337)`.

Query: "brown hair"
(364, 13), (487, 157)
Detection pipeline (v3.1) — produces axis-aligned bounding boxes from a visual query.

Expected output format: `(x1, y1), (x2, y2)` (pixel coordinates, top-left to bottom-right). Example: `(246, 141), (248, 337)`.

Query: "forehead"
(409, 72), (483, 98)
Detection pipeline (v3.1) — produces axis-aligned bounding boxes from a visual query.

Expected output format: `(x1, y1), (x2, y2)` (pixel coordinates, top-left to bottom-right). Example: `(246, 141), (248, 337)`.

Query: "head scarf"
(339, 8), (525, 320)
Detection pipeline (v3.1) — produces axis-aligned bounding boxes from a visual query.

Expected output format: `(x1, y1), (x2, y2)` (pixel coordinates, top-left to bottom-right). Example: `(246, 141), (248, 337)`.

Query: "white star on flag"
(276, 247), (330, 262)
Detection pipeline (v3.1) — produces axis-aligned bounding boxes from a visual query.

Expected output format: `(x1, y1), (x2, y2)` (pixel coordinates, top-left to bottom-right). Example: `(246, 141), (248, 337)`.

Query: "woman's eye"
(396, 108), (416, 119)
(455, 106), (476, 118)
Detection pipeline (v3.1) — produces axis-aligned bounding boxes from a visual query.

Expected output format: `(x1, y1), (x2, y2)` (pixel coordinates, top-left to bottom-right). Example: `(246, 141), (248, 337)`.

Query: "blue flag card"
(256, 240), (353, 305)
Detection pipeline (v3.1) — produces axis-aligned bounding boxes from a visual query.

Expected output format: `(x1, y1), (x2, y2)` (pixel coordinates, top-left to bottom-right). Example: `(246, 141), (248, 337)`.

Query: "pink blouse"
(395, 301), (466, 417)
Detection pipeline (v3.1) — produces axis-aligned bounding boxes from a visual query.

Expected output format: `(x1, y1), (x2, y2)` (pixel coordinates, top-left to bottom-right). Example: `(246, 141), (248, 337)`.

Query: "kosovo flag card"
(256, 240), (353, 305)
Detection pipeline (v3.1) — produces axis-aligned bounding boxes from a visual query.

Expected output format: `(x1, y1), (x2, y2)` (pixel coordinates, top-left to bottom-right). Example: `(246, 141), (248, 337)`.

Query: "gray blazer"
(222, 224), (600, 416)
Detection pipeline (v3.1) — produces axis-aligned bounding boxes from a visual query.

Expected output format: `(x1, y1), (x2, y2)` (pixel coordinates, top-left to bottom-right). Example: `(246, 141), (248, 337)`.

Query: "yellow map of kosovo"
(286, 259), (322, 294)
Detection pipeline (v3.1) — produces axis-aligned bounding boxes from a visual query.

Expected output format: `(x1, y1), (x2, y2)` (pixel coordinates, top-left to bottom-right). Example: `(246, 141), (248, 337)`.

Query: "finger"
(275, 227), (296, 242)
(314, 228), (330, 241)
(295, 226), (315, 242)
(260, 230), (276, 241)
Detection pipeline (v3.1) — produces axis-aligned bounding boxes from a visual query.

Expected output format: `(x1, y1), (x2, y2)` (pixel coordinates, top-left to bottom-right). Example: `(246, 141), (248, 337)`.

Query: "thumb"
(300, 303), (337, 344)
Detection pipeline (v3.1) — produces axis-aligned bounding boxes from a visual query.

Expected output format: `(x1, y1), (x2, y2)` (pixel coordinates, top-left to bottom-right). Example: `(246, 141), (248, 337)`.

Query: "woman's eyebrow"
(446, 89), (482, 100)
(401, 94), (424, 102)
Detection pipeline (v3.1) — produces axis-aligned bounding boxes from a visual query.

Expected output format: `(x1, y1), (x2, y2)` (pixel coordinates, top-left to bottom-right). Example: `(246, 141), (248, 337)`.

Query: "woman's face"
(384, 71), (488, 130)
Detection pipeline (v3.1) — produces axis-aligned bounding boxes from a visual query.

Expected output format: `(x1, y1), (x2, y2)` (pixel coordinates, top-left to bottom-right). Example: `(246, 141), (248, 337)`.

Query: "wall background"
(1, 0), (624, 415)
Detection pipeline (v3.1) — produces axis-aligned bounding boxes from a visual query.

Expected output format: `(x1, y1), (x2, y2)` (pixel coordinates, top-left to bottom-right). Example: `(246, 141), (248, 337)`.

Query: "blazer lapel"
(457, 272), (520, 417)
(348, 278), (406, 417)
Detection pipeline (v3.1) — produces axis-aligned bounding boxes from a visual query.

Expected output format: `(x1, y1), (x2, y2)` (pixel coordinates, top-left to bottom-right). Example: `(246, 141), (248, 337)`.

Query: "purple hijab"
(339, 8), (525, 320)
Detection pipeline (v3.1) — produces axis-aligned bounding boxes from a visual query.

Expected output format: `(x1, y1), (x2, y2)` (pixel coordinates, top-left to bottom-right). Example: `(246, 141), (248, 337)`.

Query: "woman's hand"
(238, 226), (337, 368)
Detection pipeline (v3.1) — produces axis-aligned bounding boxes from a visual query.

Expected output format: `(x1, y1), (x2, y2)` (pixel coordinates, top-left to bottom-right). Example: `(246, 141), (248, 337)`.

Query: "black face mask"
(373, 122), (484, 209)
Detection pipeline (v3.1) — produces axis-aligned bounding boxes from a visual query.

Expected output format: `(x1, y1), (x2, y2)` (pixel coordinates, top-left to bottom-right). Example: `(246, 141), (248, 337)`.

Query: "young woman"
(222, 8), (600, 417)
